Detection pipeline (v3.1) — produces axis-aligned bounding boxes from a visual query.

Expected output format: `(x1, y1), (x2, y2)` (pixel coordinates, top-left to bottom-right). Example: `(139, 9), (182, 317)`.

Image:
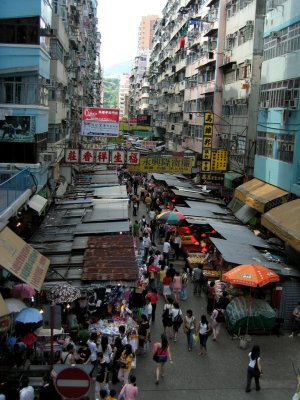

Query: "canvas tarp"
(225, 297), (276, 334)
(261, 199), (300, 252)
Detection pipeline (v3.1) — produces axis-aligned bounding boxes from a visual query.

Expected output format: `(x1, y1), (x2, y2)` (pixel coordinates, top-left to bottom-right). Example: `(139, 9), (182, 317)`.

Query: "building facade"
(254, 0), (300, 196)
(118, 73), (130, 117)
(138, 15), (158, 51)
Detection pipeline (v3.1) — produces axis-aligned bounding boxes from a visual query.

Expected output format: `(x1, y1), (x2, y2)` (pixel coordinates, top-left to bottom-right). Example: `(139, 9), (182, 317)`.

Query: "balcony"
(0, 81), (49, 106)
(168, 103), (183, 113)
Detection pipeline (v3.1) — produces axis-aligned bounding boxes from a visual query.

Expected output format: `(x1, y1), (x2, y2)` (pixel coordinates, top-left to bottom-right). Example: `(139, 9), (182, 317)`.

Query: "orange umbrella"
(222, 264), (280, 287)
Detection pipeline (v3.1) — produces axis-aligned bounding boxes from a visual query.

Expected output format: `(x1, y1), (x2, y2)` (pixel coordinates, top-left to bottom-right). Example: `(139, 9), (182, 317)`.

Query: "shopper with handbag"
(117, 344), (135, 385)
(118, 374), (138, 400)
(245, 345), (262, 392)
(152, 334), (173, 385)
(183, 309), (196, 352)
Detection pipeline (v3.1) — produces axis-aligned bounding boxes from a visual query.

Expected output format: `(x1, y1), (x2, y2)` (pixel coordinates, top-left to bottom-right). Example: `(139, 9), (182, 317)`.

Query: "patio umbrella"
(15, 308), (43, 324)
(11, 284), (36, 300)
(47, 283), (81, 304)
(222, 264), (280, 288)
(156, 210), (186, 225)
(5, 298), (27, 314)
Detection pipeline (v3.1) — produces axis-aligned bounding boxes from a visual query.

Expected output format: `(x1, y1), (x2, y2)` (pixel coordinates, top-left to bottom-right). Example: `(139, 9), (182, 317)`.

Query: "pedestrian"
(245, 345), (262, 392)
(158, 263), (166, 294)
(171, 302), (183, 342)
(217, 290), (230, 310)
(132, 220), (140, 248)
(163, 239), (171, 265)
(290, 301), (300, 337)
(197, 315), (211, 356)
(180, 268), (188, 300)
(172, 271), (182, 303)
(77, 341), (91, 364)
(192, 265), (204, 296)
(173, 232), (182, 260)
(19, 377), (34, 400)
(118, 325), (128, 346)
(87, 332), (98, 376)
(183, 309), (196, 352)
(117, 344), (135, 384)
(39, 374), (61, 400)
(137, 314), (150, 355)
(142, 233), (151, 262)
(146, 288), (159, 322)
(210, 307), (222, 341)
(153, 334), (173, 385)
(95, 352), (109, 395)
(117, 374), (138, 400)
(132, 198), (138, 216)
(162, 297), (174, 338)
(143, 299), (153, 325)
(145, 194), (152, 212)
(97, 336), (113, 364)
(107, 389), (117, 400)
(206, 281), (216, 314)
(100, 389), (108, 399)
(162, 270), (172, 302)
(111, 337), (124, 384)
(60, 343), (76, 365)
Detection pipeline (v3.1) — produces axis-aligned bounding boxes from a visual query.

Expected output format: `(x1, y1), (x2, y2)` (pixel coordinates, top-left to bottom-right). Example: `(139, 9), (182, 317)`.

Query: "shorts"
(163, 286), (172, 296)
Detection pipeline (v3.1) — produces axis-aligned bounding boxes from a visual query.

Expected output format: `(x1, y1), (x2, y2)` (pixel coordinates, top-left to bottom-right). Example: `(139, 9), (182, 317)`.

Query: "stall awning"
(0, 227), (50, 291)
(234, 204), (257, 224)
(234, 178), (289, 213)
(210, 237), (300, 277)
(261, 199), (300, 252)
(27, 194), (48, 215)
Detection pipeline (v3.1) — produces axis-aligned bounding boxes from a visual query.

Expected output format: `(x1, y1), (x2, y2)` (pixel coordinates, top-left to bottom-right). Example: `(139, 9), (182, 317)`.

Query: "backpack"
(162, 307), (172, 324)
(216, 309), (225, 323)
(173, 311), (183, 326)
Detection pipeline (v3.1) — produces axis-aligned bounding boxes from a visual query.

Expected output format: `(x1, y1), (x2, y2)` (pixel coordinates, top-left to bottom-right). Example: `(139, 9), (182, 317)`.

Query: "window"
(264, 21), (300, 61)
(260, 79), (299, 108)
(257, 132), (294, 163)
(0, 17), (40, 44)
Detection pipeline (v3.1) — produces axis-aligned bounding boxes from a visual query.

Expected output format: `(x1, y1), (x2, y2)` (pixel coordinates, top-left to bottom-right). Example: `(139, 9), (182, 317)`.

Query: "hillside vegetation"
(103, 78), (119, 109)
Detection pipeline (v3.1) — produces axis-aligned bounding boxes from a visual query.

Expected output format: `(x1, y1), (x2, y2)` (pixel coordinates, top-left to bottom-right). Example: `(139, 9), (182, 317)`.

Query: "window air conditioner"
(270, 31), (280, 39)
(246, 21), (253, 26)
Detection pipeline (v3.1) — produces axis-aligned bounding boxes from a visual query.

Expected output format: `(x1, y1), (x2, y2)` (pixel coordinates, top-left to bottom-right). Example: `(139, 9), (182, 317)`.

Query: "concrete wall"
(0, 0), (51, 25)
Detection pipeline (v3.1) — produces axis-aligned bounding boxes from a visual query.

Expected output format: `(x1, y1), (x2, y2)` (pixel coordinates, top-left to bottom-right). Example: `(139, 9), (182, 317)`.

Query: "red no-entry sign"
(55, 367), (91, 399)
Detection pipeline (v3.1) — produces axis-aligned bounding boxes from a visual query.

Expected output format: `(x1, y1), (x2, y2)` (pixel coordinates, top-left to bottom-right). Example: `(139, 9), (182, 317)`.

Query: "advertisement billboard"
(81, 108), (120, 138)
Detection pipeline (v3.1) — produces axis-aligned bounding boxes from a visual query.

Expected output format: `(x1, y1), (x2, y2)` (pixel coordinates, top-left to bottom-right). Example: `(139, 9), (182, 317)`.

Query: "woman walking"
(198, 315), (211, 355)
(207, 281), (216, 314)
(111, 337), (124, 384)
(153, 334), (173, 385)
(117, 344), (135, 385)
(172, 272), (182, 303)
(245, 345), (262, 392)
(117, 374), (138, 400)
(162, 297), (174, 338)
(211, 308), (221, 341)
(183, 309), (196, 352)
(171, 302), (183, 342)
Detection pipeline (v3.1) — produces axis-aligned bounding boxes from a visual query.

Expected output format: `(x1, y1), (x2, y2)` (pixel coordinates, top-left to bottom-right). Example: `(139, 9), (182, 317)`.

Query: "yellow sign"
(204, 125), (213, 136)
(202, 149), (212, 160)
(202, 160), (211, 172)
(211, 150), (228, 171)
(0, 227), (50, 291)
(203, 136), (212, 148)
(204, 112), (214, 124)
(128, 157), (193, 173)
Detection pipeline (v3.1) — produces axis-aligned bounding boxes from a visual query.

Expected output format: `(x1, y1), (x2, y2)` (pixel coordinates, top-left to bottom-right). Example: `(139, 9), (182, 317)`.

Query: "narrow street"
(128, 191), (298, 400)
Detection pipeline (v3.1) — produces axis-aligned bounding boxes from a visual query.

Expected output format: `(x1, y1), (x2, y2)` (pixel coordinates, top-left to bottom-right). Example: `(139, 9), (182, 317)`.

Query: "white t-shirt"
(163, 242), (171, 253)
(19, 387), (34, 400)
(143, 236), (151, 249)
(199, 322), (208, 335)
(171, 308), (182, 320)
(149, 210), (156, 220)
(87, 340), (97, 362)
(144, 303), (152, 317)
(248, 353), (260, 368)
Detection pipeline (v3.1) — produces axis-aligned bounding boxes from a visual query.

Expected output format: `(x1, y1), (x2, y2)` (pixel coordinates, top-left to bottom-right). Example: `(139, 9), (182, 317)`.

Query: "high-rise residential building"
(0, 0), (101, 230)
(118, 73), (130, 117)
(254, 0), (300, 197)
(138, 15), (158, 51)
(129, 50), (151, 117)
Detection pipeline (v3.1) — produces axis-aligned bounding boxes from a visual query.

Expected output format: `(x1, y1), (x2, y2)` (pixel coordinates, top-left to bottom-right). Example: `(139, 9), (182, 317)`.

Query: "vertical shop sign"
(95, 150), (109, 164)
(65, 149), (79, 163)
(202, 112), (214, 173)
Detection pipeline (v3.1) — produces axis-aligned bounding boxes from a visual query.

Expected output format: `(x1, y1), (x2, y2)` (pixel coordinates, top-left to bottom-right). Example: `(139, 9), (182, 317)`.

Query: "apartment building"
(138, 15), (159, 51)
(0, 0), (101, 228)
(253, 0), (300, 196)
(118, 73), (130, 117)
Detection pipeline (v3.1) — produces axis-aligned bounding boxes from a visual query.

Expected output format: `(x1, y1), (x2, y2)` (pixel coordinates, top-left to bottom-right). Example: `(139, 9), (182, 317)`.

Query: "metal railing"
(0, 169), (35, 213)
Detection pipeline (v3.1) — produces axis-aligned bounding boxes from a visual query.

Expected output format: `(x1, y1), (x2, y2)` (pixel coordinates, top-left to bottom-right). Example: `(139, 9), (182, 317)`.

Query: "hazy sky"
(98, 0), (166, 70)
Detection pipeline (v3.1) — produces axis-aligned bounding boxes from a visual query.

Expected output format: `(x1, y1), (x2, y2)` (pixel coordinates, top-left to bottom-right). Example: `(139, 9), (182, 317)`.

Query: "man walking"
(163, 239), (171, 266)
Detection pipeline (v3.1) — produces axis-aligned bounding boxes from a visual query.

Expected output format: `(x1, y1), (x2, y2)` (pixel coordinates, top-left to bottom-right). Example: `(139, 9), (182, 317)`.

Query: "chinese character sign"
(211, 150), (228, 171)
(96, 150), (109, 164)
(65, 149), (79, 163)
(112, 151), (125, 164)
(82, 108), (119, 122)
(128, 157), (193, 173)
(81, 150), (94, 163)
(127, 151), (140, 165)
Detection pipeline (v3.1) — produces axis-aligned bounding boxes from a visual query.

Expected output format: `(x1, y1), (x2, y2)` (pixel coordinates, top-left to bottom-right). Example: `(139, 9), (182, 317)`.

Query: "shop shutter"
(279, 281), (300, 329)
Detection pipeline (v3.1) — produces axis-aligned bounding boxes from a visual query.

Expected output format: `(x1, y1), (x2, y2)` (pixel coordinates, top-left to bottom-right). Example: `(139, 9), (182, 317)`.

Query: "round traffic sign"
(55, 367), (90, 399)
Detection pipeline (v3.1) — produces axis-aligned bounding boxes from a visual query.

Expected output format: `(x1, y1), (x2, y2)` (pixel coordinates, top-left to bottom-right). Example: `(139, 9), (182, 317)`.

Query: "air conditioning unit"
(244, 59), (251, 65)
(39, 153), (56, 163)
(227, 34), (235, 40)
(246, 20), (253, 26)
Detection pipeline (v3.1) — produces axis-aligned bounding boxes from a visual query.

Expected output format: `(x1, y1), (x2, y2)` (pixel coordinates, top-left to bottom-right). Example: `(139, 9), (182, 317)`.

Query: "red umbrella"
(11, 284), (36, 300)
(22, 332), (37, 346)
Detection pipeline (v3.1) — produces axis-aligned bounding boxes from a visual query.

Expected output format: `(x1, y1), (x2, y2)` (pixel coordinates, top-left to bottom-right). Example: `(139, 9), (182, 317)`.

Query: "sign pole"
(50, 302), (54, 366)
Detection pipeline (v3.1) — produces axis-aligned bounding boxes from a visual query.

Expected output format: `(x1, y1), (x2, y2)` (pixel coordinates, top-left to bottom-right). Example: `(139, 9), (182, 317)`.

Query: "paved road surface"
(125, 189), (299, 399)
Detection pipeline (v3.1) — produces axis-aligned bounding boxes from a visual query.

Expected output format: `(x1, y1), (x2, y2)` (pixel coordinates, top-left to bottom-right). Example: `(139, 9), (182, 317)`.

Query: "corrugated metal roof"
(82, 236), (138, 282)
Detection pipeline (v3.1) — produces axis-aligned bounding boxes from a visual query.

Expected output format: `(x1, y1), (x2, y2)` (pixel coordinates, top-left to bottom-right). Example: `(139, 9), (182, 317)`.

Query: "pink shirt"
(173, 275), (182, 290)
(118, 383), (138, 400)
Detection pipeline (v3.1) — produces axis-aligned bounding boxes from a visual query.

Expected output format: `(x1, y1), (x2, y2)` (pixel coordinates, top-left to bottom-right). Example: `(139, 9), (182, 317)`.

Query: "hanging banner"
(0, 227), (50, 291)
(127, 151), (140, 165)
(82, 108), (119, 122)
(65, 149), (79, 163)
(80, 150), (94, 163)
(95, 150), (109, 164)
(128, 157), (193, 173)
(112, 151), (125, 164)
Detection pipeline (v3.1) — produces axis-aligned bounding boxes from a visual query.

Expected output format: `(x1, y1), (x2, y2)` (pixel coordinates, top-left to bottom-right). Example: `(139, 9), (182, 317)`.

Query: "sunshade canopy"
(222, 264), (280, 287)
(261, 199), (300, 252)
(234, 178), (288, 213)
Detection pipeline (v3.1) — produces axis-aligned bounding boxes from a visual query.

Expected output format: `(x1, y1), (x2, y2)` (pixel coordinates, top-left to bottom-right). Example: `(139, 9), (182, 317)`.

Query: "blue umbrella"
(15, 307), (43, 324)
